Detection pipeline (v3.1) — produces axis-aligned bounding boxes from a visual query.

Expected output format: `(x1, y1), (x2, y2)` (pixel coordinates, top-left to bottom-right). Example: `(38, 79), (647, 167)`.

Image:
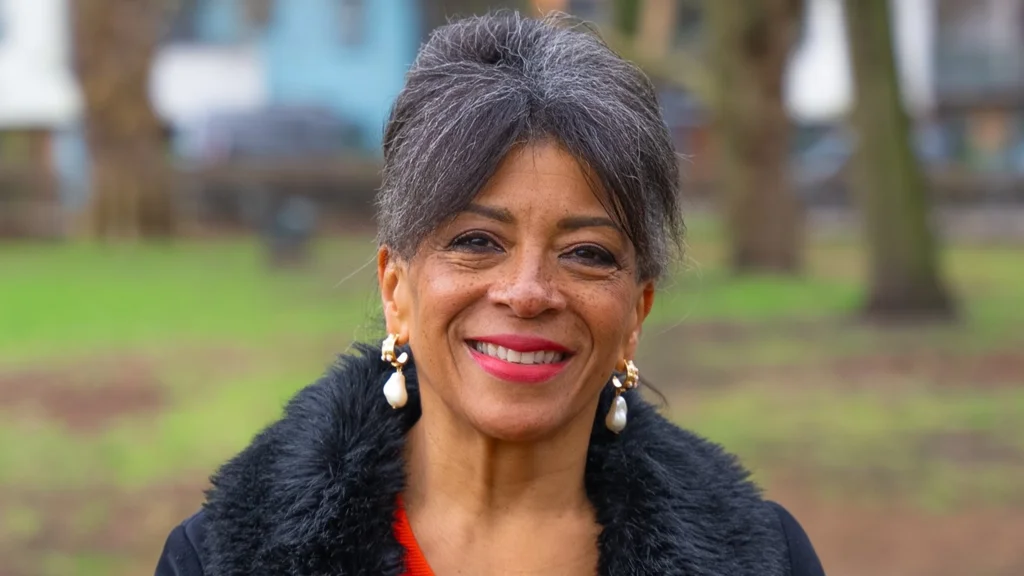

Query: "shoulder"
(767, 501), (826, 576)
(591, 396), (790, 574)
(156, 509), (209, 576)
(169, 344), (412, 574)
(609, 398), (825, 575)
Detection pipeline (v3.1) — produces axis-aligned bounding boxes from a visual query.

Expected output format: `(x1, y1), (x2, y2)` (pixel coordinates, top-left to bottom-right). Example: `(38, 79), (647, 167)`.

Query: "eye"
(564, 244), (618, 267)
(450, 232), (503, 253)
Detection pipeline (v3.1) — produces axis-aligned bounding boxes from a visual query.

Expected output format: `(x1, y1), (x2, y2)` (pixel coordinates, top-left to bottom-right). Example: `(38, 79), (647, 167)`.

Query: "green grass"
(651, 270), (862, 324)
(0, 238), (382, 362)
(684, 385), (1024, 461)
(38, 553), (131, 576)
(2, 222), (1024, 575)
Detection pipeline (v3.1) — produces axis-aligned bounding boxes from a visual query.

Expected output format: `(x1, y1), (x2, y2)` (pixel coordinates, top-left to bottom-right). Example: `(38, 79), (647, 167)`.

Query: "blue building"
(172, 0), (423, 152)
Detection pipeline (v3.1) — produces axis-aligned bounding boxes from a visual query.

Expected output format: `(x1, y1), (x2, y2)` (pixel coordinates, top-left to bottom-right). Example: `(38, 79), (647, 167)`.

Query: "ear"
(622, 281), (655, 361)
(377, 245), (412, 341)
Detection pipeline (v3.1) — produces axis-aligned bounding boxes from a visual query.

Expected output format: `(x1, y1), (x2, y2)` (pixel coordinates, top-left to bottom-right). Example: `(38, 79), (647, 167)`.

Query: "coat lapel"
(201, 344), (788, 575)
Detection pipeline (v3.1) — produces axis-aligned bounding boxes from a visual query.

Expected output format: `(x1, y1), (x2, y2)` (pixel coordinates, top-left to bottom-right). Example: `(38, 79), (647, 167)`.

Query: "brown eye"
(565, 245), (617, 267)
(450, 233), (503, 253)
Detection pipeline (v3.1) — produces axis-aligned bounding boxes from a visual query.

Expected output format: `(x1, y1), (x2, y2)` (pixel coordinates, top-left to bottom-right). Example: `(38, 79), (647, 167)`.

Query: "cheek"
(407, 260), (488, 338)
(576, 283), (639, 345)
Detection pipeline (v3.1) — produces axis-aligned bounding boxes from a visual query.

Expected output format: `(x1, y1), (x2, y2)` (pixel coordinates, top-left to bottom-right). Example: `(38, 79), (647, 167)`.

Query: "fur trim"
(201, 344), (788, 575)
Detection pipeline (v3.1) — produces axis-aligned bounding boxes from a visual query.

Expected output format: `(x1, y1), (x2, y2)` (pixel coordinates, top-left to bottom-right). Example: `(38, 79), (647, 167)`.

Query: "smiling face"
(379, 142), (654, 441)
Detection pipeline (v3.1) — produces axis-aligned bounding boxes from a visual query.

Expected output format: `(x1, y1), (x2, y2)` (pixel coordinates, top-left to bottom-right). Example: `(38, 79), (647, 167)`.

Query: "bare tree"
(845, 0), (955, 319)
(706, 0), (806, 273)
(635, 0), (678, 61)
(72, 0), (176, 238)
(608, 0), (805, 274)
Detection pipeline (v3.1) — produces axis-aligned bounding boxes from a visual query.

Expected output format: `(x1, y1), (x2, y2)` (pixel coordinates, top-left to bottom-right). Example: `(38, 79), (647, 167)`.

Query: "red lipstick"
(466, 335), (572, 384)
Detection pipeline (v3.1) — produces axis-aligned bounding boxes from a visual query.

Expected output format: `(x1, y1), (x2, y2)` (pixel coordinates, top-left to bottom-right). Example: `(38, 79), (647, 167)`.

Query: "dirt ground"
(2, 334), (1023, 576)
(0, 357), (165, 432)
(770, 474), (1024, 576)
(641, 322), (1024, 576)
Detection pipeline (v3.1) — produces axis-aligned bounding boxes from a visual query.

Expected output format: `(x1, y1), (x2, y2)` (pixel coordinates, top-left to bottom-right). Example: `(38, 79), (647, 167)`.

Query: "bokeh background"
(2, 0), (1023, 574)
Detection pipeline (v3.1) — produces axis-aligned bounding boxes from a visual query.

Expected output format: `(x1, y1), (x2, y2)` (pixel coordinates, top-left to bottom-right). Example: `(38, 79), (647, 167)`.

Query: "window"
(339, 0), (365, 47)
(935, 0), (1024, 93)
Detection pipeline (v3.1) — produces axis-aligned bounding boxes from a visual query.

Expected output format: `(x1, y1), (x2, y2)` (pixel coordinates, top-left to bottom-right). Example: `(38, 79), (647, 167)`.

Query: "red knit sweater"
(394, 498), (435, 576)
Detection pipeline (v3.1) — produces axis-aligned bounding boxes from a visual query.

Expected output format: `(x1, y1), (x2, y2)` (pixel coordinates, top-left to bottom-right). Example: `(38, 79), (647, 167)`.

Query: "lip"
(465, 335), (572, 384)
(469, 334), (573, 354)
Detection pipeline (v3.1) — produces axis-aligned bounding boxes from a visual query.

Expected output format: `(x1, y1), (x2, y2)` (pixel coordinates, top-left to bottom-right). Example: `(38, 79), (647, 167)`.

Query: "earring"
(605, 359), (639, 434)
(381, 333), (409, 409)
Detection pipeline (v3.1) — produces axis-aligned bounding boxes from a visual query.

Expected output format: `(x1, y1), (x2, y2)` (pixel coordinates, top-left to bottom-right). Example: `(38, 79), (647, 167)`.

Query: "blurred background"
(1, 0), (1023, 574)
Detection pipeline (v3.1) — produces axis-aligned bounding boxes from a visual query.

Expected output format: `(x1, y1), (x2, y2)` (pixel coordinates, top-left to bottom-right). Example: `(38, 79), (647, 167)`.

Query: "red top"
(395, 498), (435, 576)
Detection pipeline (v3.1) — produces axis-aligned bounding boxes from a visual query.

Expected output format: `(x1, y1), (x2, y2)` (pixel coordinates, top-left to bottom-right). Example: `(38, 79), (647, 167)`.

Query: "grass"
(1, 218), (1023, 574)
(37, 554), (130, 576)
(0, 238), (382, 362)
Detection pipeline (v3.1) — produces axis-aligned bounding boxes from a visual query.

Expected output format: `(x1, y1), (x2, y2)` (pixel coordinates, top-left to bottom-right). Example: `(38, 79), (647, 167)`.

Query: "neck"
(402, 386), (598, 520)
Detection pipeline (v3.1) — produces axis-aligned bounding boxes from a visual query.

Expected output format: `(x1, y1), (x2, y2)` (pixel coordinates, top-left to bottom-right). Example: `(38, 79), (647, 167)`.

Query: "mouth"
(468, 340), (567, 365)
(465, 336), (572, 384)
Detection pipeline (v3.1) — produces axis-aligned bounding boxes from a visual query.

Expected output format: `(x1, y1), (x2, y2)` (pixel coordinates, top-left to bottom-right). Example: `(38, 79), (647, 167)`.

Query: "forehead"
(473, 142), (613, 218)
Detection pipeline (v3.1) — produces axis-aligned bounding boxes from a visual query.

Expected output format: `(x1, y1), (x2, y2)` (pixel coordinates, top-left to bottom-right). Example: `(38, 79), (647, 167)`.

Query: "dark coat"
(156, 344), (825, 576)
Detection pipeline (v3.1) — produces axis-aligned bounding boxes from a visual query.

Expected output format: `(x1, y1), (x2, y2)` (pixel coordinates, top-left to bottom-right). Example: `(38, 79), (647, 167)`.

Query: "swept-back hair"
(377, 12), (682, 280)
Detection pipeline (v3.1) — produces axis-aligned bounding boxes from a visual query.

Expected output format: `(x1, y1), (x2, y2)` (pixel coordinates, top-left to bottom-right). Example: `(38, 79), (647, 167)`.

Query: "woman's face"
(379, 142), (654, 441)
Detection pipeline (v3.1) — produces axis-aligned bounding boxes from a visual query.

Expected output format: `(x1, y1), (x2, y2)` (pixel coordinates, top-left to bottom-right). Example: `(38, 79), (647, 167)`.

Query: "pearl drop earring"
(605, 359), (639, 433)
(381, 334), (409, 409)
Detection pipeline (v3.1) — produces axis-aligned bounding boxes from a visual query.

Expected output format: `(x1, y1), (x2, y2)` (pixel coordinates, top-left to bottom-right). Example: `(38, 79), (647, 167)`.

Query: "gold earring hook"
(611, 359), (639, 392)
(612, 359), (639, 391)
(381, 334), (408, 369)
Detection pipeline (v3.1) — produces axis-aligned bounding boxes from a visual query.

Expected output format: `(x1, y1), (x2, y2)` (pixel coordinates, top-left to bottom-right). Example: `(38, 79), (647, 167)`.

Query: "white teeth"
(472, 342), (564, 365)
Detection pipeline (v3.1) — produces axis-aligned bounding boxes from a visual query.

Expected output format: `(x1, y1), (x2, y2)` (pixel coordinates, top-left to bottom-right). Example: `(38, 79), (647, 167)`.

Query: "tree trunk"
(72, 0), (175, 239)
(636, 0), (679, 61)
(845, 0), (954, 320)
(0, 130), (60, 238)
(706, 0), (805, 274)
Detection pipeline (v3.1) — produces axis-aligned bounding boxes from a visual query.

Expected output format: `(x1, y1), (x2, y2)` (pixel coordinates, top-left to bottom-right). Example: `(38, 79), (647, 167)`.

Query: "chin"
(463, 402), (572, 443)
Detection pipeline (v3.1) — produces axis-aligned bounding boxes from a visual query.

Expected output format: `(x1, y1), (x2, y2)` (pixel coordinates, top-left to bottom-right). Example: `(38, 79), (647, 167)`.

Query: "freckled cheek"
(571, 286), (637, 351)
(409, 267), (490, 337)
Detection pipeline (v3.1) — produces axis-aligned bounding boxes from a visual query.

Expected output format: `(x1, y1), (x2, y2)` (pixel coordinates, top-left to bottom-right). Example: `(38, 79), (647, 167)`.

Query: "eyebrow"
(557, 215), (620, 232)
(464, 203), (621, 232)
(464, 203), (514, 223)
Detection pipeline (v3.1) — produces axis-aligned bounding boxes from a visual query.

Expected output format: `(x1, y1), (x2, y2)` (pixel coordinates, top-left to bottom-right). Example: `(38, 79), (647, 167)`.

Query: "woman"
(157, 12), (824, 576)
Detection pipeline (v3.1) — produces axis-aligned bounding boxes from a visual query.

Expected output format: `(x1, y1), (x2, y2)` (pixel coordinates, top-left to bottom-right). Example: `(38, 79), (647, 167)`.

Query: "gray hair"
(376, 11), (682, 280)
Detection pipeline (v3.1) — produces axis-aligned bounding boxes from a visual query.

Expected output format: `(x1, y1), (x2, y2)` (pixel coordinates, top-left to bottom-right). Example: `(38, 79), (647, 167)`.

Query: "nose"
(489, 248), (566, 318)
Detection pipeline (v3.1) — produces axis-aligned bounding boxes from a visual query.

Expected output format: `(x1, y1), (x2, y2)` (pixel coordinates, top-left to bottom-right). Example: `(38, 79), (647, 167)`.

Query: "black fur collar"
(201, 344), (788, 575)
